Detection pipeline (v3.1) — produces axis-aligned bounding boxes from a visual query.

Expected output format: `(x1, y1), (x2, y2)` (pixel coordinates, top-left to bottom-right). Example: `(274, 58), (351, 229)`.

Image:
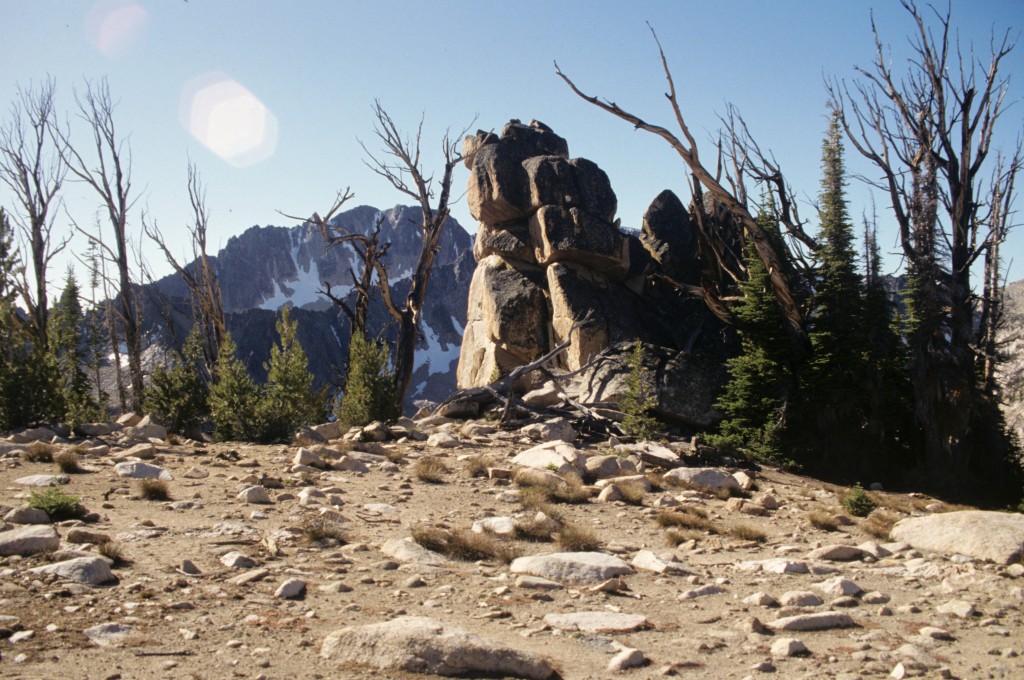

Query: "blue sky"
(2, 0), (1022, 293)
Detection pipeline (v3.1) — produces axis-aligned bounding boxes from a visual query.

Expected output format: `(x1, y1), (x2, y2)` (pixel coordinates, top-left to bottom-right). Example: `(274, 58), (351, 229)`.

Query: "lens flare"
(86, 0), (149, 58)
(180, 73), (278, 167)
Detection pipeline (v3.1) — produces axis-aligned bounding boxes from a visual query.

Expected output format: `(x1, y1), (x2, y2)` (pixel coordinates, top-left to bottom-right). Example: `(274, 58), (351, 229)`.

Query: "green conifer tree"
(208, 332), (260, 442)
(336, 329), (398, 429)
(619, 340), (661, 440)
(710, 202), (799, 465)
(259, 306), (326, 442)
(145, 324), (210, 435)
(49, 269), (99, 426)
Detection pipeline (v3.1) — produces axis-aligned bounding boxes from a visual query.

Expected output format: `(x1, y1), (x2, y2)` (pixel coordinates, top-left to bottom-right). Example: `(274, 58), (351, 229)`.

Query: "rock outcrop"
(457, 120), (734, 425)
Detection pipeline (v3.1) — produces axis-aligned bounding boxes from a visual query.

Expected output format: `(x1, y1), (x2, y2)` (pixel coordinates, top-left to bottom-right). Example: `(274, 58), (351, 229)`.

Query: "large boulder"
(0, 525), (60, 556)
(641, 189), (700, 285)
(320, 616), (557, 679)
(509, 551), (633, 584)
(530, 206), (628, 279)
(891, 510), (1024, 565)
(467, 143), (528, 224)
(473, 220), (535, 264)
(456, 255), (549, 387)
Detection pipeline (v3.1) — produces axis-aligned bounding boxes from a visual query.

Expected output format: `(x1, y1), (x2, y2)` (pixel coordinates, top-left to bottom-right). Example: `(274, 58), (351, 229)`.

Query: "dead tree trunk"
(60, 79), (144, 413)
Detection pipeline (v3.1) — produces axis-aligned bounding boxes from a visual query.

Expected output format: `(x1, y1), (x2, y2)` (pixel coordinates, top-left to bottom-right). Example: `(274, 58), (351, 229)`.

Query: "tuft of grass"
(97, 540), (129, 566)
(728, 522), (767, 542)
(410, 525), (519, 563)
(842, 484), (877, 518)
(464, 455), (490, 479)
(514, 516), (558, 543)
(28, 486), (83, 521)
(655, 510), (716, 533)
(447, 529), (520, 564)
(413, 456), (448, 484)
(549, 473), (593, 504)
(23, 442), (54, 463)
(557, 523), (602, 552)
(384, 448), (405, 464)
(166, 433), (182, 445)
(137, 478), (171, 501)
(301, 515), (349, 544)
(54, 450), (84, 474)
(808, 510), (839, 532)
(617, 480), (647, 506)
(861, 510), (899, 540)
(644, 472), (666, 492)
(665, 528), (704, 547)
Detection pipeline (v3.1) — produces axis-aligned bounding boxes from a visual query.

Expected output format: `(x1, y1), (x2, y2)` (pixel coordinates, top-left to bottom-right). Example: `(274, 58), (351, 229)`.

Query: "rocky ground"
(0, 415), (1022, 680)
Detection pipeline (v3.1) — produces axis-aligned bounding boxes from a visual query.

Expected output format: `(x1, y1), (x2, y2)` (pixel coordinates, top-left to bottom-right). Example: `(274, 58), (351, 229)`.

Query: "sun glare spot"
(180, 73), (278, 167)
(86, 0), (149, 58)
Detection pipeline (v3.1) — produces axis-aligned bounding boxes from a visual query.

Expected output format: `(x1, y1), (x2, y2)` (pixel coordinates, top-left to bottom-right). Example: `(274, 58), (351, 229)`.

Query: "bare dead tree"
(58, 79), (144, 413)
(143, 161), (226, 368)
(828, 0), (1022, 496)
(0, 78), (69, 349)
(555, 27), (815, 342)
(360, 102), (471, 407)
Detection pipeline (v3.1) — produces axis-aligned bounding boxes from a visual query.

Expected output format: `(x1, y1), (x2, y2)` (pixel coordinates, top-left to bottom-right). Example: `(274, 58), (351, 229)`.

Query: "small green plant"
(28, 486), (83, 521)
(619, 341), (661, 440)
(136, 478), (171, 501)
(54, 450), (83, 474)
(413, 456), (449, 484)
(842, 484), (877, 517)
(23, 442), (54, 463)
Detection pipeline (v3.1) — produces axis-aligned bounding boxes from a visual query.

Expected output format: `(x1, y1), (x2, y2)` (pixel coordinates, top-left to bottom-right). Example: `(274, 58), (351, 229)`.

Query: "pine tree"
(801, 110), (869, 470)
(260, 306), (325, 442)
(710, 202), (799, 465)
(336, 329), (398, 429)
(145, 324), (210, 436)
(208, 332), (260, 442)
(619, 340), (661, 440)
(49, 269), (99, 426)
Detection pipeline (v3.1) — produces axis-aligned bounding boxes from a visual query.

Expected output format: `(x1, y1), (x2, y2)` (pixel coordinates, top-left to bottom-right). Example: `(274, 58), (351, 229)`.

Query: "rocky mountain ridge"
(140, 205), (475, 407)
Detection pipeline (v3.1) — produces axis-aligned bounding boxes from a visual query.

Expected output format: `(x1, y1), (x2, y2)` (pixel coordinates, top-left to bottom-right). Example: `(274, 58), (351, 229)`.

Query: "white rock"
(511, 441), (586, 475)
(510, 552), (632, 584)
(778, 590), (823, 607)
(29, 556), (114, 585)
(320, 616), (556, 679)
(83, 622), (133, 646)
(771, 637), (809, 657)
(220, 551), (258, 569)
(0, 525), (60, 556)
(275, 578), (306, 599)
(4, 506), (50, 524)
(585, 454), (638, 480)
(807, 544), (868, 561)
(678, 584), (726, 600)
(114, 462), (172, 480)
(814, 577), (863, 597)
(471, 516), (517, 536)
(891, 511), (1024, 564)
(15, 474), (70, 486)
(662, 467), (739, 494)
(427, 432), (459, 448)
(732, 470), (756, 491)
(743, 592), (779, 607)
(608, 647), (647, 672)
(631, 550), (692, 575)
(936, 599), (975, 618)
(294, 448), (326, 468)
(766, 612), (856, 632)
(237, 486), (273, 504)
(522, 382), (564, 408)
(381, 538), (448, 566)
(521, 417), (575, 443)
(543, 611), (648, 633)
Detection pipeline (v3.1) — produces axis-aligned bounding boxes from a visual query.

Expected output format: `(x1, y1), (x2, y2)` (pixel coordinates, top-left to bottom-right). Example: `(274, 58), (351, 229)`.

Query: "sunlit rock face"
(139, 205), (474, 410)
(458, 119), (735, 427)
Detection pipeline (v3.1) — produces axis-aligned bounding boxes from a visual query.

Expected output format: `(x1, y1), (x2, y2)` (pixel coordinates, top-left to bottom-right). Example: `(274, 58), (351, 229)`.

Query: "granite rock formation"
(456, 120), (734, 427)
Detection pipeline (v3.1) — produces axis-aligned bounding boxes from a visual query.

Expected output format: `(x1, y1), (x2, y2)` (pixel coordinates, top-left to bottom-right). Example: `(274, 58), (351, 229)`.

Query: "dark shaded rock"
(570, 157), (617, 223)
(642, 189), (700, 285)
(473, 220), (534, 264)
(467, 143), (529, 224)
(530, 206), (628, 279)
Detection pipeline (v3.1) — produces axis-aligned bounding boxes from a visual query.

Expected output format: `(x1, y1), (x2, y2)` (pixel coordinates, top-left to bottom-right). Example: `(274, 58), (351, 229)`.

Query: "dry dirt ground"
(0, 425), (1022, 680)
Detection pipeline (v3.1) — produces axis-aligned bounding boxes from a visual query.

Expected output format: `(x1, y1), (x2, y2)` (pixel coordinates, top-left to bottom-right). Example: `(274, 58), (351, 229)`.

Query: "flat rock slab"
(83, 623), (133, 646)
(807, 545), (868, 561)
(0, 525), (60, 556)
(15, 474), (70, 487)
(510, 551), (632, 584)
(381, 538), (449, 566)
(511, 441), (585, 475)
(766, 611), (857, 632)
(320, 616), (556, 679)
(662, 467), (739, 494)
(29, 556), (114, 585)
(543, 611), (649, 633)
(891, 510), (1024, 564)
(113, 462), (172, 481)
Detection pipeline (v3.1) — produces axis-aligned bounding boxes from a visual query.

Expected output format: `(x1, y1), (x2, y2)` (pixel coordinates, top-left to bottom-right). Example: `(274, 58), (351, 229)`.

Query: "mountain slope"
(141, 205), (475, 410)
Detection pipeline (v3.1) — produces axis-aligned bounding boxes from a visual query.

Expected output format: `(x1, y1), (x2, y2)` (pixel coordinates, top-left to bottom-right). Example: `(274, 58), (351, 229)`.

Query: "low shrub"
(28, 486), (83, 521)
(842, 484), (877, 518)
(413, 457), (449, 484)
(54, 450), (83, 474)
(301, 515), (348, 544)
(137, 478), (171, 501)
(808, 510), (839, 532)
(557, 523), (601, 552)
(23, 442), (54, 463)
(728, 522), (767, 542)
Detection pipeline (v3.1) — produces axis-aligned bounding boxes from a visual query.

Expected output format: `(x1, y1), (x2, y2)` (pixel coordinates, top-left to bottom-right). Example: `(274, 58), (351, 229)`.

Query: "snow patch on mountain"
(258, 241), (335, 310)
(414, 316), (461, 381)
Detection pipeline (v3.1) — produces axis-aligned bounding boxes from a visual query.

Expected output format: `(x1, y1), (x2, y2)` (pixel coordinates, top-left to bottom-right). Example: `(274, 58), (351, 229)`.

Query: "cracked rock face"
(457, 119), (733, 425)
